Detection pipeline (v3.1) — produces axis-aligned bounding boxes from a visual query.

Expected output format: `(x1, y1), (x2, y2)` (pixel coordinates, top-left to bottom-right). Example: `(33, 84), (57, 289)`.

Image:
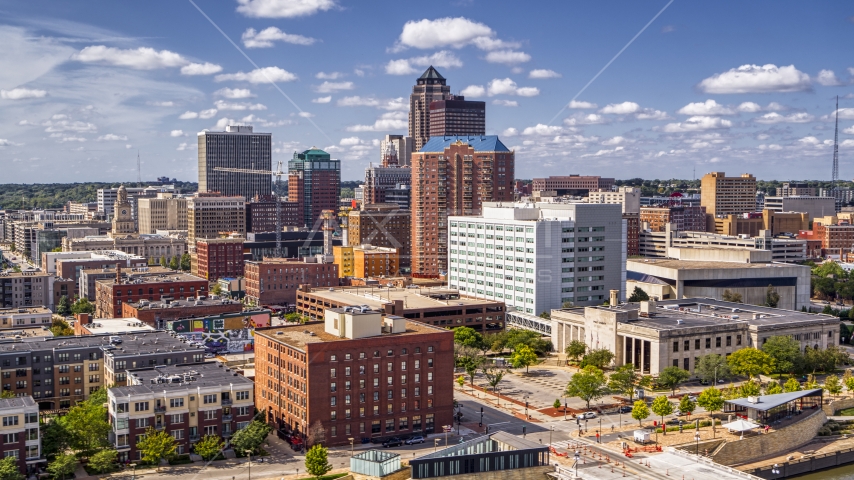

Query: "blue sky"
(1, 0), (854, 183)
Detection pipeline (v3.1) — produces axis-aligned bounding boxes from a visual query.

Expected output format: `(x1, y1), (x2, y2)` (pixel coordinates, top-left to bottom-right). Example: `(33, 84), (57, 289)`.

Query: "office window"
(695, 339), (700, 350)
(705, 338), (711, 349)
(716, 337), (721, 348)
(726, 336), (732, 347)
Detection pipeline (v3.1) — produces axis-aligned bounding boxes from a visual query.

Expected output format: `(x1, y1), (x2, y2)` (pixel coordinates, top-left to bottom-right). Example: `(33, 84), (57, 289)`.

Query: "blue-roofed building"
(411, 135), (514, 278)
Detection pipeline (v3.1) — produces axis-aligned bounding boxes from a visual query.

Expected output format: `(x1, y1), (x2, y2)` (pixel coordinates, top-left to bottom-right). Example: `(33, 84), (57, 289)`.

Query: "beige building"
(701, 172), (757, 216)
(551, 299), (839, 375)
(586, 186), (641, 214)
(187, 194), (246, 250)
(0, 272), (55, 309)
(0, 307), (52, 330)
(137, 193), (188, 234)
(0, 397), (41, 472)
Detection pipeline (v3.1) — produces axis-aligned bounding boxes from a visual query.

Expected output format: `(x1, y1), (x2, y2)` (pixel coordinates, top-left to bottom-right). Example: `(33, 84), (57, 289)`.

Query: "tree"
(136, 427), (177, 468)
(41, 418), (69, 460)
(539, 311), (551, 319)
(764, 381), (783, 395)
(305, 444), (332, 479)
(62, 392), (111, 459)
(826, 374), (843, 398)
(459, 355), (483, 391)
(70, 297), (95, 315)
(456, 375), (465, 389)
(47, 453), (77, 480)
(761, 336), (804, 375)
(211, 283), (223, 296)
(0, 456), (23, 480)
(180, 252), (191, 271)
(565, 366), (609, 410)
(553, 399), (562, 410)
(627, 286), (649, 302)
(845, 372), (854, 394)
(678, 395), (696, 417)
(231, 420), (273, 454)
(169, 256), (180, 270)
(805, 374), (820, 390)
(56, 296), (71, 316)
(510, 344), (539, 373)
(50, 318), (74, 337)
(631, 399), (650, 427)
(727, 348), (774, 380)
(0, 391), (13, 399)
(193, 434), (224, 461)
(454, 326), (485, 350)
(608, 364), (649, 403)
(740, 379), (761, 397)
(148, 256), (156, 266)
(87, 449), (118, 474)
(657, 366), (690, 396)
(580, 349), (615, 369)
(764, 285), (780, 308)
(783, 377), (802, 393)
(482, 366), (506, 395)
(722, 289), (743, 303)
(650, 396), (673, 434)
(565, 341), (587, 363)
(159, 256), (167, 268)
(697, 388), (724, 437)
(695, 354), (731, 383)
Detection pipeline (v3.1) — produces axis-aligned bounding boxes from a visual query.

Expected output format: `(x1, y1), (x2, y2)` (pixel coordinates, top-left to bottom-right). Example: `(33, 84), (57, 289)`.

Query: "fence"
(743, 446), (854, 479)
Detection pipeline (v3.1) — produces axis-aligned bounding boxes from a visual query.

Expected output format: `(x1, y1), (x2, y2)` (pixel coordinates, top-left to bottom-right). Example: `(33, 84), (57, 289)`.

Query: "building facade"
(408, 67), (453, 152)
(700, 172), (757, 216)
(193, 237), (245, 280)
(586, 186), (641, 214)
(244, 258), (339, 307)
(428, 96), (486, 138)
(333, 246), (400, 278)
(531, 176), (615, 196)
(94, 271), (209, 318)
(187, 194), (246, 248)
(0, 397), (41, 474)
(411, 136), (515, 278)
(363, 144), (412, 207)
(447, 203), (626, 313)
(245, 197), (301, 233)
(197, 125), (272, 200)
(137, 193), (188, 234)
(0, 307), (52, 330)
(640, 205), (707, 233)
(0, 272), (54, 309)
(380, 135), (414, 167)
(121, 297), (244, 328)
(348, 205), (411, 269)
(254, 309), (454, 446)
(763, 196), (836, 221)
(288, 148), (341, 228)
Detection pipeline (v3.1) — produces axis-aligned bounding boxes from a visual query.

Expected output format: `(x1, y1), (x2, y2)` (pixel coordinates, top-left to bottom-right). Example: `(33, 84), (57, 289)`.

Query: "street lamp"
(434, 438), (440, 452)
(563, 398), (568, 421)
(598, 415), (602, 443)
(348, 438), (355, 457)
(694, 431), (701, 459)
(549, 426), (554, 446)
(573, 451), (580, 478)
(129, 463), (136, 480)
(772, 464), (781, 479)
(246, 450), (253, 480)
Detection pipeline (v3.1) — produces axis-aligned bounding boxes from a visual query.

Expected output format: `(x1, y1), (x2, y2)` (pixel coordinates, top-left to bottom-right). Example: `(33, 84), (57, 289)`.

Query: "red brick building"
(624, 213), (640, 257)
(288, 148), (340, 228)
(254, 308), (454, 447)
(121, 298), (244, 326)
(244, 259), (338, 307)
(94, 270), (209, 318)
(640, 205), (707, 233)
(813, 221), (854, 257)
(411, 136), (515, 278)
(194, 238), (245, 280)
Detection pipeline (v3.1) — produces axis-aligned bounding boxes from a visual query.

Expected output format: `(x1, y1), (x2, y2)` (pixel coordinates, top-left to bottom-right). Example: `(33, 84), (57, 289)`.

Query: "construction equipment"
(213, 161), (285, 256)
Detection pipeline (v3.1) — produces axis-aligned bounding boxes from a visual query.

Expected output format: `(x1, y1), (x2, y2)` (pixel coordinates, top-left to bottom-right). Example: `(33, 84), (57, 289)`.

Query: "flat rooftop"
(628, 258), (806, 271)
(0, 327), (53, 339)
(564, 298), (836, 332)
(256, 319), (448, 350)
(0, 307), (52, 316)
(96, 272), (207, 286)
(81, 318), (156, 334)
(303, 286), (502, 310)
(102, 331), (204, 357)
(0, 396), (36, 410)
(126, 297), (243, 310)
(112, 362), (252, 397)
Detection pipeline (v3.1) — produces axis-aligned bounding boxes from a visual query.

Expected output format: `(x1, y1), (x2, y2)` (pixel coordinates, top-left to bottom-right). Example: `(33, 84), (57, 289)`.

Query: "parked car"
(204, 353), (215, 359)
(686, 395), (697, 402)
(405, 435), (425, 445)
(383, 437), (403, 448)
(619, 405), (632, 414)
(578, 412), (596, 419)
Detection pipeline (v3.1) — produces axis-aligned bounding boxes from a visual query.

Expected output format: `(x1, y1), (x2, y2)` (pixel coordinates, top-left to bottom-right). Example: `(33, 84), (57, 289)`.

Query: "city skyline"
(1, 0), (853, 183)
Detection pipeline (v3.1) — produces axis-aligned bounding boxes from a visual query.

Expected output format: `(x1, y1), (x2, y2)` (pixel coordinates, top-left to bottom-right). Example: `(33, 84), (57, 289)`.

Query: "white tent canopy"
(722, 419), (760, 432)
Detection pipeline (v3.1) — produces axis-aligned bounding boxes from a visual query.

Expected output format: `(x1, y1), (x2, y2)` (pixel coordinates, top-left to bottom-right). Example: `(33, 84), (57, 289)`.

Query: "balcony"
(189, 435), (200, 443)
(116, 443), (131, 451)
(221, 398), (232, 406)
(222, 431), (233, 438)
(154, 405), (166, 413)
(154, 423), (165, 431)
(222, 414), (233, 421)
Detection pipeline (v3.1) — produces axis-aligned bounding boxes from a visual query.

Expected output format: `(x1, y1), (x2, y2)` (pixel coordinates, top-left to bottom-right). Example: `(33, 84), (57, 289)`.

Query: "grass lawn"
(837, 407), (854, 416)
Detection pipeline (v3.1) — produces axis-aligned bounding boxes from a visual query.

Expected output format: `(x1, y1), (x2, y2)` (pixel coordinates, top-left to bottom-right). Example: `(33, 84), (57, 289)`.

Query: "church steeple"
(110, 184), (137, 237)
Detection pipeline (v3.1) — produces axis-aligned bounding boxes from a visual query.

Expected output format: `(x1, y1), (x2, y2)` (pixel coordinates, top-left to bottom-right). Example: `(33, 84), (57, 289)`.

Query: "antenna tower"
(137, 150), (142, 183)
(833, 95), (839, 190)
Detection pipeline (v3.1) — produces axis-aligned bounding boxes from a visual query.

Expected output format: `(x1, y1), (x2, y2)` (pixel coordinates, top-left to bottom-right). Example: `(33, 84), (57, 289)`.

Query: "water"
(793, 463), (854, 479)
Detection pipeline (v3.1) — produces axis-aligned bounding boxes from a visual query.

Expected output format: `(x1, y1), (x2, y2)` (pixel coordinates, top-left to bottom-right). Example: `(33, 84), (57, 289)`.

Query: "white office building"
(447, 202), (626, 315)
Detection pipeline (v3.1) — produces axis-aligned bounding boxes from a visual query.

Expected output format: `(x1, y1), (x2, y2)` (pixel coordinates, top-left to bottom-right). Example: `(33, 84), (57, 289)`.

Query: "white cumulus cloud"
(215, 88), (255, 99)
(737, 102), (762, 113)
(396, 17), (494, 50)
(72, 46), (202, 70)
(346, 112), (407, 132)
(1, 88), (47, 100)
(677, 99), (735, 116)
(314, 81), (354, 93)
(487, 78), (538, 97)
(492, 99), (518, 107)
(312, 96), (332, 103)
(522, 124), (563, 136)
(754, 112), (814, 124)
(316, 72), (342, 79)
(214, 100), (267, 111)
(697, 64), (811, 94)
(484, 50), (531, 65)
(179, 111), (199, 120)
(635, 109), (669, 120)
(180, 62), (222, 75)
(663, 116), (732, 132)
(236, 0), (336, 18)
(215, 66), (297, 83)
(384, 51), (463, 75)
(529, 69), (561, 79)
(815, 69), (843, 86)
(568, 100), (597, 109)
(242, 27), (317, 48)
(844, 126), (854, 134)
(564, 113), (608, 126)
(339, 137), (362, 146)
(170, 130), (184, 137)
(600, 102), (640, 115)
(460, 85), (486, 98)
(97, 134), (127, 141)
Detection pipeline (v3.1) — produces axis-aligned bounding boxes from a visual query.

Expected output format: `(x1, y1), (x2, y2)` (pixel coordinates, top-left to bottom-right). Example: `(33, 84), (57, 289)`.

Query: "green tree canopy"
(169, 256), (180, 270)
(47, 454), (76, 480)
(510, 344), (539, 373)
(826, 374), (843, 397)
(722, 290), (743, 303)
(696, 388), (724, 437)
(565, 366), (609, 410)
(453, 327), (485, 349)
(481, 366), (506, 393)
(631, 399), (650, 426)
(761, 336), (803, 375)
(627, 286), (649, 303)
(180, 252), (191, 271)
(650, 396), (673, 434)
(50, 318), (74, 337)
(305, 444), (333, 479)
(56, 296), (71, 316)
(580, 349), (615, 370)
(70, 297), (95, 315)
(657, 366), (690, 396)
(87, 449), (118, 474)
(136, 428), (177, 468)
(727, 348), (774, 379)
(678, 395), (696, 416)
(764, 285), (780, 308)
(695, 354), (731, 383)
(194, 435), (224, 461)
(740, 379), (761, 397)
(764, 381), (783, 395)
(61, 388), (111, 458)
(565, 341), (587, 363)
(607, 364), (649, 403)
(814, 261), (845, 278)
(783, 377), (802, 392)
(0, 456), (24, 480)
(231, 420), (273, 454)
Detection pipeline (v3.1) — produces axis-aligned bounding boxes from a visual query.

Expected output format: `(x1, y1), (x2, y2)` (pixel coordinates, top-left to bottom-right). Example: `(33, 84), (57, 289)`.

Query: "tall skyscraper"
(197, 125), (272, 201)
(187, 193), (246, 249)
(287, 147), (341, 228)
(429, 95), (485, 137)
(410, 136), (515, 278)
(700, 171), (757, 216)
(380, 134), (414, 166)
(409, 67), (452, 152)
(363, 143), (411, 205)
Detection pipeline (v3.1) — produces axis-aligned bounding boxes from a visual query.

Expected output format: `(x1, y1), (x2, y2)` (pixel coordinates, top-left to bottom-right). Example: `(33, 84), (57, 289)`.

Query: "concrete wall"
(710, 409), (827, 466)
(823, 397), (854, 416)
(682, 285), (798, 311)
(418, 465), (553, 480)
(352, 466), (411, 480)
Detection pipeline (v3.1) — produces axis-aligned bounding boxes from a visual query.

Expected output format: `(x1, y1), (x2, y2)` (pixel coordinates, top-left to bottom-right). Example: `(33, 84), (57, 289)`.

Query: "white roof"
(722, 419), (760, 432)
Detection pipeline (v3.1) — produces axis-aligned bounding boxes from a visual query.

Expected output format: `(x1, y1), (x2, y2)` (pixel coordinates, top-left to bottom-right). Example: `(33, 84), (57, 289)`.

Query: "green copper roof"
(294, 147), (330, 161)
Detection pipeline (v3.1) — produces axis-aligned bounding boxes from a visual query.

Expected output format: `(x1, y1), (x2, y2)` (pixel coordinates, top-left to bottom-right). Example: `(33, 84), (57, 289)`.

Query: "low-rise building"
(551, 298), (838, 375)
(334, 245), (400, 278)
(639, 225), (807, 263)
(296, 286), (506, 332)
(193, 237), (245, 280)
(78, 266), (173, 301)
(763, 196), (836, 221)
(94, 271), (209, 318)
(165, 309), (270, 353)
(42, 251), (148, 298)
(411, 432), (550, 480)
(640, 205), (706, 232)
(243, 258), (338, 307)
(73, 316), (156, 336)
(0, 272), (55, 310)
(243, 231), (342, 261)
(121, 297), (244, 328)
(348, 205), (411, 269)
(0, 307), (52, 330)
(0, 397), (42, 474)
(586, 186), (641, 214)
(254, 307), (454, 446)
(107, 362), (255, 462)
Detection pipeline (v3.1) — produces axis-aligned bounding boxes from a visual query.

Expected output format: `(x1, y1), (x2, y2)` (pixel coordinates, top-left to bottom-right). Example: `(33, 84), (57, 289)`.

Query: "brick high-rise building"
(254, 308), (454, 446)
(348, 204), (411, 269)
(700, 172), (757, 216)
(288, 148), (341, 228)
(243, 258), (338, 307)
(411, 136), (514, 278)
(197, 125), (272, 201)
(194, 237), (245, 280)
(428, 96), (485, 138)
(409, 67), (452, 152)
(94, 271), (209, 318)
(187, 193), (246, 249)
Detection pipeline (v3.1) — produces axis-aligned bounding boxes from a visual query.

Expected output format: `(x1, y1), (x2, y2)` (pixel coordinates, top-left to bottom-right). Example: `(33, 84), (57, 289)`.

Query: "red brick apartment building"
(121, 297), (243, 326)
(244, 258), (338, 307)
(94, 270), (209, 318)
(254, 308), (454, 447)
(194, 238), (245, 280)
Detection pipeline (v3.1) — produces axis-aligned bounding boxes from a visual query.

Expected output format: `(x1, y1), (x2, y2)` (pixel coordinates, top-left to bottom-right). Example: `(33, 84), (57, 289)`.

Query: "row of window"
(330, 399), (434, 418)
(672, 335), (742, 353)
(329, 346), (432, 361)
(331, 364), (434, 377)
(331, 384), (433, 401)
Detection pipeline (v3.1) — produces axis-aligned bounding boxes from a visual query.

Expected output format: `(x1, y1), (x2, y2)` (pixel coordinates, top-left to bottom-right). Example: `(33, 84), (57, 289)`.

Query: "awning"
(722, 419), (760, 432)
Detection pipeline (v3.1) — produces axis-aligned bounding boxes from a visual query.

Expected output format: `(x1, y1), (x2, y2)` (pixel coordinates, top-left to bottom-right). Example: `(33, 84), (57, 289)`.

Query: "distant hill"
(0, 182), (199, 210)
